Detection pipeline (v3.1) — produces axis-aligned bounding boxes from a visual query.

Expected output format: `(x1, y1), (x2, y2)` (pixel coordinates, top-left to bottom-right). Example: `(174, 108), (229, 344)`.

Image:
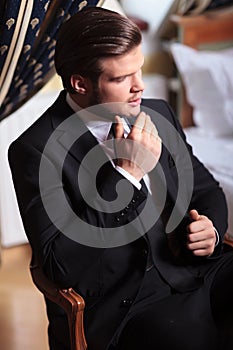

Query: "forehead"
(100, 45), (144, 77)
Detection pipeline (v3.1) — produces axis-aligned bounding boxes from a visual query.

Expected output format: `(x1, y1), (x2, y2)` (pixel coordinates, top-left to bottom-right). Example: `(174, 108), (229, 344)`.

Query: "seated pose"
(8, 7), (233, 350)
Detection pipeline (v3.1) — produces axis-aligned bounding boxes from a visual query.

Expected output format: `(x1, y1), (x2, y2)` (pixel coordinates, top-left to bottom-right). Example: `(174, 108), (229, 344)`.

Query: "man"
(8, 7), (233, 350)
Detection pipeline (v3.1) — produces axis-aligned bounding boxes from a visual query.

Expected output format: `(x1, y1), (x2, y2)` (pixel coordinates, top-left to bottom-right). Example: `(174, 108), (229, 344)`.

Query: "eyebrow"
(108, 57), (145, 81)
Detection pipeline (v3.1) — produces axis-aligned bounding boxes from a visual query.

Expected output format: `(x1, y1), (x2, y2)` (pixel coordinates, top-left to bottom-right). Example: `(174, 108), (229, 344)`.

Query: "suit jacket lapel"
(50, 91), (111, 175)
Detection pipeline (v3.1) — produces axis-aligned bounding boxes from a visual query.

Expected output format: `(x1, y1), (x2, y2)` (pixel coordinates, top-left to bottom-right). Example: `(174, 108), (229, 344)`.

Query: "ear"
(70, 74), (89, 94)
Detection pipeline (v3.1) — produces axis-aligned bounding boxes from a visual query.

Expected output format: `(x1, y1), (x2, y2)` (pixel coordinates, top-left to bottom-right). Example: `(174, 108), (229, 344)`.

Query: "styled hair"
(54, 7), (142, 93)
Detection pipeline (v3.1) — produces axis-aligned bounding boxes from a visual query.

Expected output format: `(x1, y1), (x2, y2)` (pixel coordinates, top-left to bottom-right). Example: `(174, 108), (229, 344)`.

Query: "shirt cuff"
(214, 227), (220, 246)
(115, 166), (142, 190)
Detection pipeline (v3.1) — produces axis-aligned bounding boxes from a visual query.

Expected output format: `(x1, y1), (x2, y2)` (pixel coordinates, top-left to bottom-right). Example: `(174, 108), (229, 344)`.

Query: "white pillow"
(171, 43), (233, 136)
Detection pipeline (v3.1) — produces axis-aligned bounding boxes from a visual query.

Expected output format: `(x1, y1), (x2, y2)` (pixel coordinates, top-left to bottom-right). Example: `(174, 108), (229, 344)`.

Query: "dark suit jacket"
(8, 91), (228, 349)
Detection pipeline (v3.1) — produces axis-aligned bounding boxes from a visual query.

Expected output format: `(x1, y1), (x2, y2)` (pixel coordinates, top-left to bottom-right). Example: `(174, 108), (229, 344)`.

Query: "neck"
(69, 93), (90, 109)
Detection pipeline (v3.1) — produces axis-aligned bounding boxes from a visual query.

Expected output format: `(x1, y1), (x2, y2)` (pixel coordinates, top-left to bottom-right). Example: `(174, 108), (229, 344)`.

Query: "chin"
(127, 105), (141, 118)
(99, 102), (141, 118)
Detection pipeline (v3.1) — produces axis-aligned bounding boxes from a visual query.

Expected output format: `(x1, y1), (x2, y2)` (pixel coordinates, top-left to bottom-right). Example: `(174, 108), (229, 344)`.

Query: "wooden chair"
(30, 261), (87, 350)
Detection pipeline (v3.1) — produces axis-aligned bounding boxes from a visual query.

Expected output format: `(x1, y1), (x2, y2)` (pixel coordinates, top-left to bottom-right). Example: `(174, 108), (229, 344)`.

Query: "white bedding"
(184, 127), (233, 238)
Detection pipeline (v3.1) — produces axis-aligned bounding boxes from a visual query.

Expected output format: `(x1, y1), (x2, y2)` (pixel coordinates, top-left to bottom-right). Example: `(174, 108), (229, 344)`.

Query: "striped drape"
(0, 0), (104, 121)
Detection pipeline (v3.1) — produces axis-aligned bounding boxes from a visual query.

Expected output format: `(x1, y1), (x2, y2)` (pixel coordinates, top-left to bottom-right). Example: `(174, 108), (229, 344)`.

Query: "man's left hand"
(186, 209), (216, 257)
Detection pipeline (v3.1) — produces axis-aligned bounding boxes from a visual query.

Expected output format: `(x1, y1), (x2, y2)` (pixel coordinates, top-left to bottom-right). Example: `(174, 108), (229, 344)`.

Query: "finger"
(151, 124), (160, 139)
(189, 209), (200, 222)
(151, 125), (158, 137)
(188, 231), (207, 243)
(143, 116), (159, 138)
(133, 111), (147, 133)
(192, 248), (213, 257)
(187, 237), (215, 254)
(144, 114), (153, 135)
(114, 116), (125, 139)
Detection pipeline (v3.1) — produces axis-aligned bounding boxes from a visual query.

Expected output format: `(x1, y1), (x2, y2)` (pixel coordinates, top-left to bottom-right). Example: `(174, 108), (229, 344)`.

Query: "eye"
(111, 76), (126, 83)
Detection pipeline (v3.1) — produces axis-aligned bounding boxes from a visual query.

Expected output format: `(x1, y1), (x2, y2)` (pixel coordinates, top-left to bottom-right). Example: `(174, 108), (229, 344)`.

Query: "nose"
(130, 70), (145, 93)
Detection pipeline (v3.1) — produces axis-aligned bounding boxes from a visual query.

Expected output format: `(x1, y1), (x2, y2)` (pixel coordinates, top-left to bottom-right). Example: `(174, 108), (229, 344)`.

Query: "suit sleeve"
(161, 100), (228, 245)
(8, 139), (146, 288)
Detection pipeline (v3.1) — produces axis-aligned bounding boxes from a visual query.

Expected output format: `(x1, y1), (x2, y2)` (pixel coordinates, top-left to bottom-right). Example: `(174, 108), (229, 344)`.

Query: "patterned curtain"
(207, 0), (233, 10)
(0, 0), (104, 121)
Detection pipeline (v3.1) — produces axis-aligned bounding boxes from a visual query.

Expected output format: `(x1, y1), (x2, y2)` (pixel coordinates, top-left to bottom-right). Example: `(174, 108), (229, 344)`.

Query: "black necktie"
(109, 122), (116, 138)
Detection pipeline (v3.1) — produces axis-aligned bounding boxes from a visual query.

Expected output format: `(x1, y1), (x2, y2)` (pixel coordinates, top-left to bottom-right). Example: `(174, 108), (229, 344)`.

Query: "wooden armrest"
(30, 262), (87, 350)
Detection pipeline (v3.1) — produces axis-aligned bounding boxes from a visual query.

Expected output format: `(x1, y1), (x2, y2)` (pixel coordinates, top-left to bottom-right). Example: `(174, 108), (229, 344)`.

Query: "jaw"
(101, 102), (141, 118)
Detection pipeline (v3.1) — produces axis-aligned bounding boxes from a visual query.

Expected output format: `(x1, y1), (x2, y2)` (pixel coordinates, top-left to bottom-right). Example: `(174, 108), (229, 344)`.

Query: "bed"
(170, 7), (233, 240)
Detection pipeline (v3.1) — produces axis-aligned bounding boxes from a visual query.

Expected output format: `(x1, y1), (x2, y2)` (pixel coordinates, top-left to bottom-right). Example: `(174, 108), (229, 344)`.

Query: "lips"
(128, 98), (142, 106)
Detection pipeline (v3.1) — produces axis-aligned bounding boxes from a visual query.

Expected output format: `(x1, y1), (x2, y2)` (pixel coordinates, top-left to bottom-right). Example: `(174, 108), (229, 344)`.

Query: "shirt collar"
(66, 93), (112, 143)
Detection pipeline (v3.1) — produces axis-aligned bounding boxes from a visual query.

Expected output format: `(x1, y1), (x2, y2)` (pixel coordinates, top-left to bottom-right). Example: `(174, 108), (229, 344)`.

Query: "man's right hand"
(114, 112), (162, 181)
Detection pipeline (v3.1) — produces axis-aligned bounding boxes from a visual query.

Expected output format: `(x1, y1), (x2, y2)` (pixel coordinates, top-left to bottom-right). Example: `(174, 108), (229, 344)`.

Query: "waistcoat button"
(121, 298), (133, 307)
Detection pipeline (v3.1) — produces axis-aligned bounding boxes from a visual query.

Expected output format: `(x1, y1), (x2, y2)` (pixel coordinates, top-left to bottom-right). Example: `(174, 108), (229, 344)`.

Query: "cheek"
(103, 86), (129, 102)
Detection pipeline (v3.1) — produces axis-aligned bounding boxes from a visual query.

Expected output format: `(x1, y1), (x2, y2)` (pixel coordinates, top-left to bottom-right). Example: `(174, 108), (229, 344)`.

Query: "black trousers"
(47, 248), (233, 350)
(115, 289), (230, 350)
(113, 249), (233, 350)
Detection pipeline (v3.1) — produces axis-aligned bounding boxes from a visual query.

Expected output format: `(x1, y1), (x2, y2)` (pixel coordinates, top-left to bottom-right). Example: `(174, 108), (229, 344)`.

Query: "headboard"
(171, 8), (233, 128)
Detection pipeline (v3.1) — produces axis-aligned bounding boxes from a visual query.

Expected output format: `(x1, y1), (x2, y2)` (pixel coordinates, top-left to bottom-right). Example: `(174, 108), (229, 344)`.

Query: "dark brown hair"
(54, 7), (142, 93)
